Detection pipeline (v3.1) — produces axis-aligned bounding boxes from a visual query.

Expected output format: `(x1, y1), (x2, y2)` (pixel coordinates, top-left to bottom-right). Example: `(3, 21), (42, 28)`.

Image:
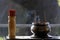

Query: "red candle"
(8, 9), (16, 16)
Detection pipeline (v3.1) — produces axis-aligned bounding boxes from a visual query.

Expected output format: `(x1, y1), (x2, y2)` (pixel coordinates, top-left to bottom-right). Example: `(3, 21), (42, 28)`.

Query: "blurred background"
(0, 0), (60, 24)
(0, 0), (60, 39)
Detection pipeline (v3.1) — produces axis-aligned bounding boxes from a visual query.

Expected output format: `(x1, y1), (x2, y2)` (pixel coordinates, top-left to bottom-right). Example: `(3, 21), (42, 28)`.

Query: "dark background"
(0, 0), (60, 24)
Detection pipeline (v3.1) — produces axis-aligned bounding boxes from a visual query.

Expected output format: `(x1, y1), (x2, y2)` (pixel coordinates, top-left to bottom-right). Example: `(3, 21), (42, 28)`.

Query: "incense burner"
(31, 21), (51, 38)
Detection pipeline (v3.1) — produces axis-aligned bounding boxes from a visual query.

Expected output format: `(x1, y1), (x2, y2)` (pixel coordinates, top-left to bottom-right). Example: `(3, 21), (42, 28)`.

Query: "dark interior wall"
(14, 0), (58, 23)
(0, 0), (59, 24)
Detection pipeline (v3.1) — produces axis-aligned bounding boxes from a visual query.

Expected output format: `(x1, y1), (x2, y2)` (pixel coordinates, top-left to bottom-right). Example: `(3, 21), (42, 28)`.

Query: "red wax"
(8, 9), (16, 16)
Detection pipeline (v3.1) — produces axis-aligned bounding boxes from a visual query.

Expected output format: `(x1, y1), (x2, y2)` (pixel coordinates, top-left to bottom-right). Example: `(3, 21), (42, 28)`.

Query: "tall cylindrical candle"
(8, 9), (16, 39)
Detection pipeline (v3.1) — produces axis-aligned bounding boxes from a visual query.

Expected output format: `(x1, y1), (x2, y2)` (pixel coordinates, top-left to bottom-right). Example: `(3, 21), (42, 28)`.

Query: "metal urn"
(31, 16), (51, 38)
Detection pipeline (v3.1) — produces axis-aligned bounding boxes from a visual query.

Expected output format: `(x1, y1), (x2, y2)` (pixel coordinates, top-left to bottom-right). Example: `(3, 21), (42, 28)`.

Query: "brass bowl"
(31, 22), (51, 38)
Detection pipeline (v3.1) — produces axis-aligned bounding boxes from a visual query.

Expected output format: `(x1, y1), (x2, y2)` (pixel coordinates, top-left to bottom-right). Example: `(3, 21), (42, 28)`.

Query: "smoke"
(12, 0), (58, 24)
